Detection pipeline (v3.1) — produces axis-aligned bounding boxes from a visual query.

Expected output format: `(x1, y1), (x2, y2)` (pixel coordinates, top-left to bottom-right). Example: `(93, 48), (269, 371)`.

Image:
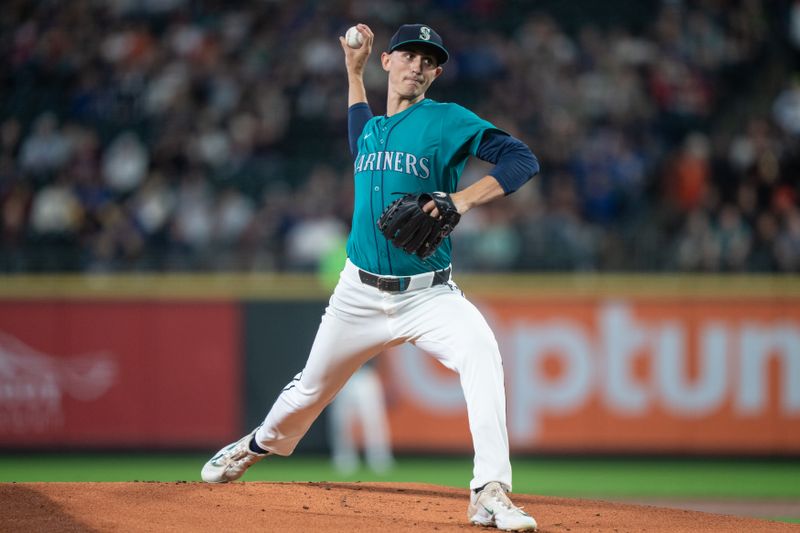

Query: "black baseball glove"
(377, 192), (461, 259)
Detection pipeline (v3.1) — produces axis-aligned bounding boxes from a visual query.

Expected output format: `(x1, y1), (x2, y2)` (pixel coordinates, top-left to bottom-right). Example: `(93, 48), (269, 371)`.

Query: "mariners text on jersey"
(348, 99), (501, 275)
(354, 151), (431, 179)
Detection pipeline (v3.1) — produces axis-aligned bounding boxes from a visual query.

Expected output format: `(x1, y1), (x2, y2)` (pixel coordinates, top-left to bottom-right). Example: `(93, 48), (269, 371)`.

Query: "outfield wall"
(0, 274), (798, 454)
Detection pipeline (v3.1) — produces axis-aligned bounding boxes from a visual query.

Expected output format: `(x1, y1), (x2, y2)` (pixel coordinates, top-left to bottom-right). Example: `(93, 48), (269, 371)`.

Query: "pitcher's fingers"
(423, 200), (440, 218)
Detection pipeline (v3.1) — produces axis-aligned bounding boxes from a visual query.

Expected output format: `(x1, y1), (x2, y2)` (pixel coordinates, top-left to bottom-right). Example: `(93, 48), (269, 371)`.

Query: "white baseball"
(345, 26), (364, 49)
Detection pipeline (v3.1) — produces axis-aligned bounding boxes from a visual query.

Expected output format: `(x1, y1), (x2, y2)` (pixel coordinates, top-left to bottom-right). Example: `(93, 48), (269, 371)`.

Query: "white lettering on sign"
(737, 323), (800, 414)
(0, 332), (118, 434)
(602, 303), (649, 414)
(655, 322), (728, 416)
(508, 321), (593, 439)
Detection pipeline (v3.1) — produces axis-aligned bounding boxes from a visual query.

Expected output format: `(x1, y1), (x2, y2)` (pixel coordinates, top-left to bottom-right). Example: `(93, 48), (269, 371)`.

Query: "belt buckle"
(376, 277), (393, 292)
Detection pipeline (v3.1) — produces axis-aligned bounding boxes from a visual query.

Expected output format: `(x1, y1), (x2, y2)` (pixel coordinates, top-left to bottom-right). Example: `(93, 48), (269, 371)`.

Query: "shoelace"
(226, 441), (255, 469)
(232, 455), (259, 471)
(486, 486), (527, 514)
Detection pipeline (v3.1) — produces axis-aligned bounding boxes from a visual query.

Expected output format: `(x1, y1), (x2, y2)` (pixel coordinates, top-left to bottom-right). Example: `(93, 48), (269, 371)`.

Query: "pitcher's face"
(382, 47), (442, 100)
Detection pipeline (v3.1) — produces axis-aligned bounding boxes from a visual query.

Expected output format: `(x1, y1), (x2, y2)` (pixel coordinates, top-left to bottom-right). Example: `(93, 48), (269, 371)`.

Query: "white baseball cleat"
(467, 481), (538, 531)
(201, 427), (270, 483)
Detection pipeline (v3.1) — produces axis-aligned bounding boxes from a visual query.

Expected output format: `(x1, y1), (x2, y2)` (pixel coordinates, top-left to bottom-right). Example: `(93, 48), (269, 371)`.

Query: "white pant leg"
(393, 284), (512, 491)
(255, 265), (393, 456)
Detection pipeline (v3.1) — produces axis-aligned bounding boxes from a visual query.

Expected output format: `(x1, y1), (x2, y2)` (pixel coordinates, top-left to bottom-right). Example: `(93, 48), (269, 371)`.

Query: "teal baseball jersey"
(347, 98), (503, 275)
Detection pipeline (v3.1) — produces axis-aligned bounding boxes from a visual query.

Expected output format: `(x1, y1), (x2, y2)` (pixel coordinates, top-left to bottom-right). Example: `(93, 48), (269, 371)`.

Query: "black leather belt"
(358, 267), (451, 293)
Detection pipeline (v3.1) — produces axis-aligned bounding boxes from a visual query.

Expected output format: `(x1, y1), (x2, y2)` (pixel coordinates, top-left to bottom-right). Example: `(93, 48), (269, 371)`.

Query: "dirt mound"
(1, 482), (797, 532)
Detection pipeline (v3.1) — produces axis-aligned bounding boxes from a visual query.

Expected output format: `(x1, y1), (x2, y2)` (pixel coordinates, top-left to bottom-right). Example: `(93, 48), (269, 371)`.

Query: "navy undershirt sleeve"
(476, 131), (540, 194)
(348, 103), (374, 156)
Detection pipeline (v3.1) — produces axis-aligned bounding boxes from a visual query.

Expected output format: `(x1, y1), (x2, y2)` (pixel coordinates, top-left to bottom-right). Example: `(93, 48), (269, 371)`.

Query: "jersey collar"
(383, 98), (432, 121)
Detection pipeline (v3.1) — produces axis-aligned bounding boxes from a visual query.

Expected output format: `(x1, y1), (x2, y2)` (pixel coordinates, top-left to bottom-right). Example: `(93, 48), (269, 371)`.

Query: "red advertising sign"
(382, 297), (800, 454)
(0, 301), (240, 447)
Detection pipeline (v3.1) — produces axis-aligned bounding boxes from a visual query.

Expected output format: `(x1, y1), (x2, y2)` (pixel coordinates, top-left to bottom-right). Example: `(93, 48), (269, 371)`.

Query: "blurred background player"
(328, 362), (395, 475)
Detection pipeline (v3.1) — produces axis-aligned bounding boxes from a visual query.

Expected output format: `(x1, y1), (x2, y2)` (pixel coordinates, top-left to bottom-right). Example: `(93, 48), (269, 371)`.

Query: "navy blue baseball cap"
(388, 24), (449, 65)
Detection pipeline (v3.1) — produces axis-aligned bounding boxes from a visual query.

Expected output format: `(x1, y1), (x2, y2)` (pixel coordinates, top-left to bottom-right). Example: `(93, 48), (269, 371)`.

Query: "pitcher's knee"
(463, 335), (501, 360)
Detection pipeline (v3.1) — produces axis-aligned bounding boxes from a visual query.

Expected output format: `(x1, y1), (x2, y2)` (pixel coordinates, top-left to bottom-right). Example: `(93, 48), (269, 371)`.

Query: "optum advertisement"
(384, 297), (800, 454)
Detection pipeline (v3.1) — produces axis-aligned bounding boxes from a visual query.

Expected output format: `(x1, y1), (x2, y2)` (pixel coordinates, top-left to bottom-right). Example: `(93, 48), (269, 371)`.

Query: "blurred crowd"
(1, 0), (799, 272)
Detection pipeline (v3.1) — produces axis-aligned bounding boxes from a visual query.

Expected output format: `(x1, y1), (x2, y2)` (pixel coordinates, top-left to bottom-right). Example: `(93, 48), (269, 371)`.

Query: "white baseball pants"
(254, 259), (512, 491)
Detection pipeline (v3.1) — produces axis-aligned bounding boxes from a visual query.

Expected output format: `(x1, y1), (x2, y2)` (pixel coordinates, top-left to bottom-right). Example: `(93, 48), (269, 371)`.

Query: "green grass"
(1, 454), (799, 501)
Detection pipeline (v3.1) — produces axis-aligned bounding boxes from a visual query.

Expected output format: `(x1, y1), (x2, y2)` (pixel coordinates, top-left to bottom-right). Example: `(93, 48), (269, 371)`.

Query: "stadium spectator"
(0, 0), (795, 273)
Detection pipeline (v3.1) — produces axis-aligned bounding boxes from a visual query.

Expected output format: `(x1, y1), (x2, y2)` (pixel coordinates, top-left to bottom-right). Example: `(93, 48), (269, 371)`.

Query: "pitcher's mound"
(2, 481), (796, 532)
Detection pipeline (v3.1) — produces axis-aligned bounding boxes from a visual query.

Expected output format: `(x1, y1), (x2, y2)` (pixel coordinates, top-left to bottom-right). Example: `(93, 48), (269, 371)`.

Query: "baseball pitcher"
(202, 22), (540, 531)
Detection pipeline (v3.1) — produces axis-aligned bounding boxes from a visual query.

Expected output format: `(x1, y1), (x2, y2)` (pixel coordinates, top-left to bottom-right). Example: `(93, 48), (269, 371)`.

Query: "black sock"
(473, 483), (488, 494)
(248, 436), (268, 454)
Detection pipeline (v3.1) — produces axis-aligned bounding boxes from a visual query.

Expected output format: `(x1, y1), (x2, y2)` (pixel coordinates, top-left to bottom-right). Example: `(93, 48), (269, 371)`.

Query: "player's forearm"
(451, 175), (506, 214)
(348, 76), (368, 106)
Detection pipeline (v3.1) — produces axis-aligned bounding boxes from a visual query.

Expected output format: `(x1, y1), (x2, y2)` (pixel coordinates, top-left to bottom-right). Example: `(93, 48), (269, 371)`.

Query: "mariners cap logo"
(388, 24), (449, 65)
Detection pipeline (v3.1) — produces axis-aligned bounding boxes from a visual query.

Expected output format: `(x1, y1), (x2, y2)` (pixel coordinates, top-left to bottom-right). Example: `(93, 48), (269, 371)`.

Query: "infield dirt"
(2, 481), (798, 532)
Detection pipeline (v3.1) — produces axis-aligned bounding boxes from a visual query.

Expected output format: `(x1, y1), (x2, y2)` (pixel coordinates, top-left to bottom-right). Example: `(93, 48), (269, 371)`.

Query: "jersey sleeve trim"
(348, 103), (373, 156)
